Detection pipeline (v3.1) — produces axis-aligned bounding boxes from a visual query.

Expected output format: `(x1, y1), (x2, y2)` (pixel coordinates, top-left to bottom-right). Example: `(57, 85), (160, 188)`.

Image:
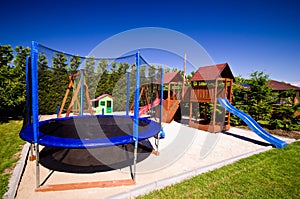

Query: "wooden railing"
(182, 86), (226, 102)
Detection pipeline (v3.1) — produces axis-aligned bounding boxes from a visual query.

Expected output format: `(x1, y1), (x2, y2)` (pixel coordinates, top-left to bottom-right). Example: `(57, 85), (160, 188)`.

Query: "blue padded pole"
(133, 52), (140, 149)
(80, 69), (84, 116)
(133, 52), (140, 181)
(26, 55), (36, 181)
(126, 72), (130, 116)
(31, 41), (39, 144)
(31, 41), (40, 189)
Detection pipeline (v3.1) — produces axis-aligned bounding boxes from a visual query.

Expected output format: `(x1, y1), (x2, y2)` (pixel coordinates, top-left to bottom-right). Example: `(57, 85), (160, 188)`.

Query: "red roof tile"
(267, 80), (300, 91)
(190, 63), (234, 81)
(164, 72), (183, 84)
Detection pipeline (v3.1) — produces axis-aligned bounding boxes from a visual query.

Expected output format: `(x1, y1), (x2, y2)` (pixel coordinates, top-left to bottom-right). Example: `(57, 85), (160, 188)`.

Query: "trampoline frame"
(20, 115), (162, 148)
(24, 41), (165, 191)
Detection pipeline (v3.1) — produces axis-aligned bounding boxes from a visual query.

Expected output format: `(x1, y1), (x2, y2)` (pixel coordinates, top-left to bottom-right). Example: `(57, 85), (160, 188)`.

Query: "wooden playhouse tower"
(185, 63), (234, 132)
(161, 72), (184, 123)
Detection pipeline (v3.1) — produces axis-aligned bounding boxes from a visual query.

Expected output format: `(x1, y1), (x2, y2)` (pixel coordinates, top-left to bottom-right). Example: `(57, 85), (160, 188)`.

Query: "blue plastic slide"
(218, 98), (287, 149)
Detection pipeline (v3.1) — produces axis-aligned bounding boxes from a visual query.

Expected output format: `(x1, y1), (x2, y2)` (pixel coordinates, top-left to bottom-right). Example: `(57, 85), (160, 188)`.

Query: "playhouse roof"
(267, 80), (300, 91)
(91, 94), (113, 102)
(190, 63), (234, 81)
(164, 72), (184, 84)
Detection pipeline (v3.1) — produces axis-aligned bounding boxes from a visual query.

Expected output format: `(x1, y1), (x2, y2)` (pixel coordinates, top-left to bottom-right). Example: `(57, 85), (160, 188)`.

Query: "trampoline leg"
(133, 147), (137, 182)
(154, 136), (160, 156)
(35, 143), (40, 189)
(151, 149), (160, 156)
(29, 143), (36, 161)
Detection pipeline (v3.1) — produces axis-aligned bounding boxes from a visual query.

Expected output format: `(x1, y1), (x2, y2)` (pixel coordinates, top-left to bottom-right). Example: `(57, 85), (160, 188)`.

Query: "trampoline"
(38, 140), (153, 173)
(21, 41), (165, 190)
(20, 115), (161, 149)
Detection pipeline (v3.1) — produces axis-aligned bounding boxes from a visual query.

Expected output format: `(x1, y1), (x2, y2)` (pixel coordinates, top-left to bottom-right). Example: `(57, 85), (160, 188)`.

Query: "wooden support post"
(224, 78), (228, 99)
(83, 76), (93, 115)
(130, 87), (144, 112)
(168, 83), (171, 110)
(227, 79), (233, 128)
(58, 71), (84, 118)
(212, 79), (218, 132)
(58, 75), (74, 118)
(189, 101), (193, 124)
(66, 78), (82, 117)
(229, 79), (233, 102)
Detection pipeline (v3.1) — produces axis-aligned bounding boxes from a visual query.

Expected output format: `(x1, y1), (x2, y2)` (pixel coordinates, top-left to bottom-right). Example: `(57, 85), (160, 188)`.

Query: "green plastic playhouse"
(91, 94), (113, 114)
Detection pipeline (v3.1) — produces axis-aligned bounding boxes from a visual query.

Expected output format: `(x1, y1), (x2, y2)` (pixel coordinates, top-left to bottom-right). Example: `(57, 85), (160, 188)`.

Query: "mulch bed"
(233, 126), (300, 140)
(267, 129), (300, 140)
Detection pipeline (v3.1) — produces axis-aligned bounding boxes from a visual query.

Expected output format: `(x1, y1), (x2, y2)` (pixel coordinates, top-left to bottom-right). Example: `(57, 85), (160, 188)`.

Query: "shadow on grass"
(0, 116), (23, 124)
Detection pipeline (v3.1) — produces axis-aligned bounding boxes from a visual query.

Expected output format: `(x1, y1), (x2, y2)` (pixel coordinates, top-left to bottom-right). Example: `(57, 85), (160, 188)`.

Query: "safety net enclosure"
(20, 41), (164, 190)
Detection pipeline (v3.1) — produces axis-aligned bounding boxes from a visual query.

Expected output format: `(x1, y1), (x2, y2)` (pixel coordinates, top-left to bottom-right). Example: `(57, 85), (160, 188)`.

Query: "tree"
(0, 45), (29, 119)
(69, 55), (81, 75)
(95, 60), (109, 97)
(39, 52), (69, 114)
(231, 76), (251, 125)
(269, 89), (300, 130)
(231, 72), (274, 125)
(109, 62), (129, 111)
(0, 45), (14, 67)
(247, 71), (274, 123)
(84, 56), (97, 100)
(231, 71), (300, 131)
(37, 53), (52, 114)
(11, 46), (30, 116)
(0, 45), (14, 119)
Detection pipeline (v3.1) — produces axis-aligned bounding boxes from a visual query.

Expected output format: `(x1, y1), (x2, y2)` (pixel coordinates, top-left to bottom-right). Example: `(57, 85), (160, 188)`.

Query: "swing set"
(57, 70), (93, 118)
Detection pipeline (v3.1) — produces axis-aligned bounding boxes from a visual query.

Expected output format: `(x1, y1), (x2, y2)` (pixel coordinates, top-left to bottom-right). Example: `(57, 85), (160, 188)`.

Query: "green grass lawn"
(138, 141), (300, 199)
(0, 120), (24, 197)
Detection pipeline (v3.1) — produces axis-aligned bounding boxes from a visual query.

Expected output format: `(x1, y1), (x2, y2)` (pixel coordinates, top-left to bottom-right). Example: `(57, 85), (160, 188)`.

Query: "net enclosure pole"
(80, 69), (85, 116)
(31, 41), (40, 189)
(25, 56), (31, 126)
(26, 55), (36, 166)
(156, 68), (164, 152)
(160, 68), (164, 128)
(133, 52), (140, 181)
(126, 72), (130, 116)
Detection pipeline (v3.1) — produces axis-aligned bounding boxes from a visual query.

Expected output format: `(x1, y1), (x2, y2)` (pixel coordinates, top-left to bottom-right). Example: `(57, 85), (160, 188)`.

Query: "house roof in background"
(267, 80), (300, 91)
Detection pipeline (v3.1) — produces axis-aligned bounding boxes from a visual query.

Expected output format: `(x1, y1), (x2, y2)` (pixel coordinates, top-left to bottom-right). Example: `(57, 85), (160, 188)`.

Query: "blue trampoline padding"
(20, 115), (161, 149)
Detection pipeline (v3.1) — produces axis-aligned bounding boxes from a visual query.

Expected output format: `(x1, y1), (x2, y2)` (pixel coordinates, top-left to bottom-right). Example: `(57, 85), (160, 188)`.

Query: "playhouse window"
(107, 100), (112, 107)
(100, 101), (105, 106)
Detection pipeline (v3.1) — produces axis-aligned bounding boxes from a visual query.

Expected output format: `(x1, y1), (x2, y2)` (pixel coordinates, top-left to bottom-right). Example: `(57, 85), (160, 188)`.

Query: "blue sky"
(1, 0), (300, 83)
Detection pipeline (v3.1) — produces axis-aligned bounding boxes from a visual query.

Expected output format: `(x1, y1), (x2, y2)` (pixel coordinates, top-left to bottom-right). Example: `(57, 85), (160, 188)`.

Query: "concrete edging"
(3, 143), (30, 199)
